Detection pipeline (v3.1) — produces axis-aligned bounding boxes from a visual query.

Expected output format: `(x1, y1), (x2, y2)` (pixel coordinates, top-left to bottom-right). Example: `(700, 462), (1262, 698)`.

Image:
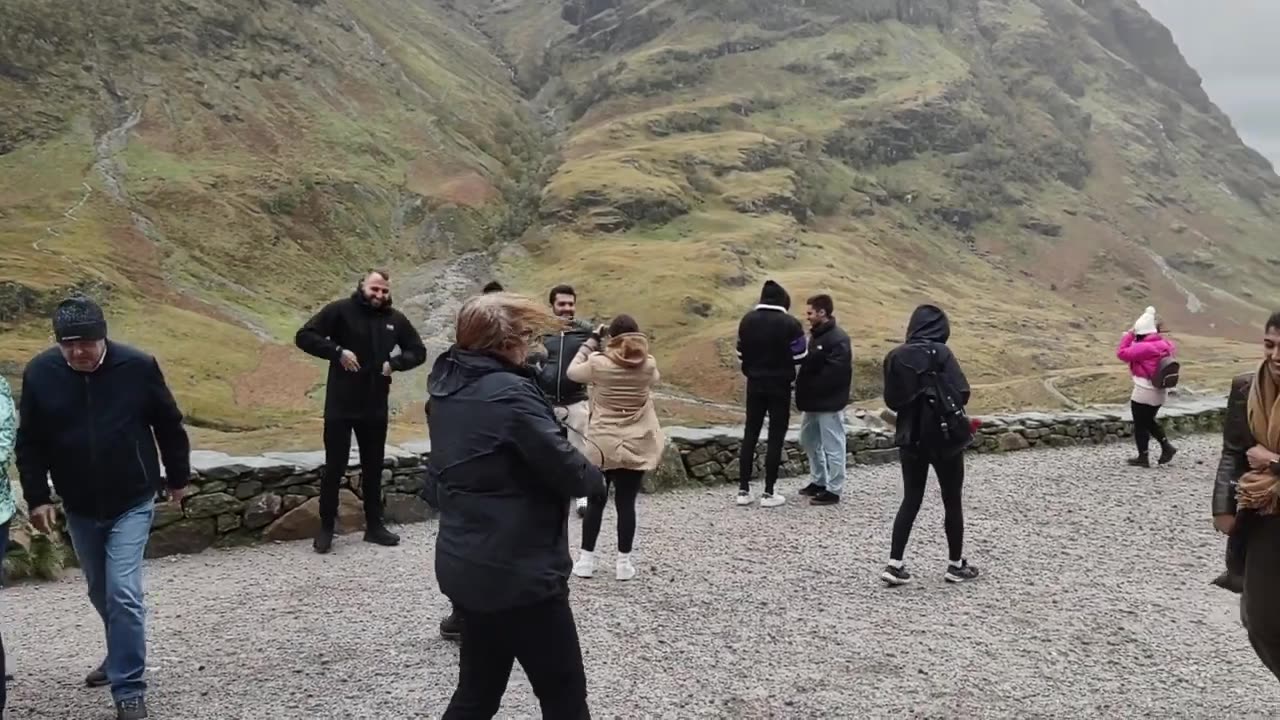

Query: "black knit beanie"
(52, 296), (108, 342)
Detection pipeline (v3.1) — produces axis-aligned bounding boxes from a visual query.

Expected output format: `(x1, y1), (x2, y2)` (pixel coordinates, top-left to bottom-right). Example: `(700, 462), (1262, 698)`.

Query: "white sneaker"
(572, 551), (595, 578)
(735, 491), (754, 507)
(575, 497), (589, 518)
(759, 492), (786, 508)
(616, 554), (636, 581)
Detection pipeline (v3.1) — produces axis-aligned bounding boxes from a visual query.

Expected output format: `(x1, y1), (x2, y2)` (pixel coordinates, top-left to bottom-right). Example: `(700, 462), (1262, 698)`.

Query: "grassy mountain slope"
(479, 0), (1278, 411)
(1, 0), (1277, 452)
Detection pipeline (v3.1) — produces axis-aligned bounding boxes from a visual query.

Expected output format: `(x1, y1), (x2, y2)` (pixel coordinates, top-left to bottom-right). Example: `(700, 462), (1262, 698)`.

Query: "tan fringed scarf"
(1236, 364), (1280, 513)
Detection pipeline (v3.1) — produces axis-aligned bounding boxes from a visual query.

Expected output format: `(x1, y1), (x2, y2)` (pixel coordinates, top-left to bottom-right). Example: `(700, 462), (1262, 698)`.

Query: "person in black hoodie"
(795, 294), (853, 506)
(295, 270), (426, 554)
(879, 304), (980, 586)
(423, 291), (604, 718)
(16, 296), (191, 720)
(735, 280), (808, 508)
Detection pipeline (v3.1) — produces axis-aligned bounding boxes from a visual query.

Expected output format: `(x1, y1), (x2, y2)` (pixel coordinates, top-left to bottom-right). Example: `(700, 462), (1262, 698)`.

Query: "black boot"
(313, 524), (334, 554)
(364, 522), (401, 547)
(1127, 453), (1150, 468)
(1158, 441), (1178, 465)
(439, 609), (463, 642)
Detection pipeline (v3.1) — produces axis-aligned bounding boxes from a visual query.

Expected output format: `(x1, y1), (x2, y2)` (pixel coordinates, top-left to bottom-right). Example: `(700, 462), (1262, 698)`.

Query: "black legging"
(740, 390), (791, 495)
(890, 448), (966, 563)
(1130, 401), (1167, 455)
(581, 469), (643, 554)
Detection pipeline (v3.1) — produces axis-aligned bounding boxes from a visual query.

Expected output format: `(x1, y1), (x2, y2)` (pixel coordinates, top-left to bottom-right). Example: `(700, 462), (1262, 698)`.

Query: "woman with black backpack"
(1116, 306), (1178, 467)
(879, 304), (980, 586)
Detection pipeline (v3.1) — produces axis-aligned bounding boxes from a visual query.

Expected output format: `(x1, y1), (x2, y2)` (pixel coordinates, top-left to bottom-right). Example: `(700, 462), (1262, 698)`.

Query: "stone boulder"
(264, 489), (364, 542)
(997, 433), (1031, 452)
(243, 493), (283, 530)
(643, 444), (691, 493)
(384, 492), (434, 524)
(185, 493), (244, 520)
(146, 518), (217, 558)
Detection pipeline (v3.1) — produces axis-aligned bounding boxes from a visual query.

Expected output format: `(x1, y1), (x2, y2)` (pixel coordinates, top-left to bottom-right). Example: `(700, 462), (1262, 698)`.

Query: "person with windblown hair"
(566, 314), (665, 582)
(1210, 310), (1280, 678)
(423, 291), (604, 718)
(1116, 306), (1177, 467)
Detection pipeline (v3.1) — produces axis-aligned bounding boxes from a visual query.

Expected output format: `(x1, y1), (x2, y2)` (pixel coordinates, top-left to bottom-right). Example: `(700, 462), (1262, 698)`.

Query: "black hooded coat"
(882, 304), (971, 452)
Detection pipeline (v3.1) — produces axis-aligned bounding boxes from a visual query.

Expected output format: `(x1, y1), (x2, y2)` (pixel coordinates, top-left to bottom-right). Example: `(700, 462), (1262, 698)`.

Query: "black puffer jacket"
(883, 305), (970, 452)
(295, 290), (426, 419)
(423, 348), (604, 614)
(736, 280), (808, 394)
(15, 341), (191, 519)
(529, 319), (594, 406)
(795, 319), (853, 412)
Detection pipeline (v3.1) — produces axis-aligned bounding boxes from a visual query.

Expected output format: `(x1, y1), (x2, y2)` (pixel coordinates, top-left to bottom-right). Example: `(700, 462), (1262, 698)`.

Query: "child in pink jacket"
(1116, 306), (1177, 466)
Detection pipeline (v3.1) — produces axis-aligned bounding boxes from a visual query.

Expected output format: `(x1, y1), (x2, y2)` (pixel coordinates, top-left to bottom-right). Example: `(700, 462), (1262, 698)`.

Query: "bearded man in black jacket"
(296, 270), (426, 554)
(795, 294), (853, 506)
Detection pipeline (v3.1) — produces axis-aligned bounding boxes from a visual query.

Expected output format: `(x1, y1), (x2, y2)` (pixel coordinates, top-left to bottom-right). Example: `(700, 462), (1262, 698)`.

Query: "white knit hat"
(1133, 306), (1158, 335)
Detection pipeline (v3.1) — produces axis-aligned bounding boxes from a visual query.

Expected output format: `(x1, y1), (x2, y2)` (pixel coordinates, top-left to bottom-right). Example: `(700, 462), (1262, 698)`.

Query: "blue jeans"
(65, 499), (155, 702)
(800, 411), (847, 495)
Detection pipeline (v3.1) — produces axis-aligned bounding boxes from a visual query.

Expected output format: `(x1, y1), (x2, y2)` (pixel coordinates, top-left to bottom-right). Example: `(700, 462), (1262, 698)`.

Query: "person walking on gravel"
(15, 297), (192, 720)
(735, 280), (808, 508)
(295, 270), (427, 554)
(424, 291), (604, 718)
(879, 304), (979, 586)
(795, 294), (853, 506)
(528, 284), (595, 519)
(1210, 310), (1280, 678)
(567, 314), (665, 582)
(1116, 306), (1178, 467)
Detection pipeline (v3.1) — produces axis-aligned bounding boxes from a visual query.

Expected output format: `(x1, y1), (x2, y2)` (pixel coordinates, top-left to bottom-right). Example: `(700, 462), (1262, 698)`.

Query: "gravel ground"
(3, 434), (1276, 719)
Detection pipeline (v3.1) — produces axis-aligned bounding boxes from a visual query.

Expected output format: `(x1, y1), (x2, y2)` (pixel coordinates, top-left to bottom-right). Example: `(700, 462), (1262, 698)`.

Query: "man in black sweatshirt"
(795, 294), (854, 506)
(16, 296), (191, 720)
(296, 270), (427, 553)
(735, 280), (808, 508)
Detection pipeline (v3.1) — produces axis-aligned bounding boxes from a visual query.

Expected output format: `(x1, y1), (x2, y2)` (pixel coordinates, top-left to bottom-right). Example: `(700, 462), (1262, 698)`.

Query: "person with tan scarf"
(565, 314), (665, 582)
(1211, 311), (1280, 680)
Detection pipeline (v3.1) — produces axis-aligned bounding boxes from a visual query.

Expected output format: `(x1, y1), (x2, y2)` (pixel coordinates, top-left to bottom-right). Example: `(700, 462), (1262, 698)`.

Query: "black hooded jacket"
(882, 305), (970, 451)
(16, 341), (192, 519)
(295, 289), (426, 419)
(529, 318), (594, 406)
(422, 348), (604, 614)
(736, 280), (808, 394)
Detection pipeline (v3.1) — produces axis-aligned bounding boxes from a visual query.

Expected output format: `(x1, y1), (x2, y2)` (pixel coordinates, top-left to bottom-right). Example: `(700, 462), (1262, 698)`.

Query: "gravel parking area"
(3, 434), (1275, 719)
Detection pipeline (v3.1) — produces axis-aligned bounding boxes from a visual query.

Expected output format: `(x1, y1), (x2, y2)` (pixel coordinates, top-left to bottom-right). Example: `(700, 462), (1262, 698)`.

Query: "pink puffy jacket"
(1116, 331), (1175, 380)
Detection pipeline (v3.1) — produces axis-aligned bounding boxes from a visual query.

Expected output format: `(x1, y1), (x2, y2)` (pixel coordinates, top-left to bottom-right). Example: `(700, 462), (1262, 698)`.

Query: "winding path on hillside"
(3, 436), (1274, 718)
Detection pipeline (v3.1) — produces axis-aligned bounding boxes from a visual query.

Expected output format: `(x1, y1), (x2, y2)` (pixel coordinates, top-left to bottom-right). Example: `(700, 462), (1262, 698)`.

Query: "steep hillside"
(0, 0), (549, 444)
(478, 0), (1278, 410)
(2, 0), (1277, 451)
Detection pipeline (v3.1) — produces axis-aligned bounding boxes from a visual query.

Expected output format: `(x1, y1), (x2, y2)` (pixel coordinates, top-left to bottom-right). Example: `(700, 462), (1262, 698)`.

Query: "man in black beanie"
(15, 296), (192, 720)
(295, 270), (427, 553)
(734, 280), (807, 508)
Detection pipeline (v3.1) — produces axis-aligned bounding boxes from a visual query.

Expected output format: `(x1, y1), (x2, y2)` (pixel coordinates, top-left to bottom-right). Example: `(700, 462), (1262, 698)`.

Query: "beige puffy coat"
(565, 332), (665, 471)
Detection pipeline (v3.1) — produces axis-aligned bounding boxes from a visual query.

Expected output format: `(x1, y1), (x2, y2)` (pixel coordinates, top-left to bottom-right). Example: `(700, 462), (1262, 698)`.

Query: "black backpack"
(1153, 356), (1180, 389)
(915, 344), (973, 450)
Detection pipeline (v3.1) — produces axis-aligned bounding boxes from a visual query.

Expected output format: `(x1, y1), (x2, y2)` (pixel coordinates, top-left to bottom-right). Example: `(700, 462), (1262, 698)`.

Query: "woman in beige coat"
(566, 314), (665, 581)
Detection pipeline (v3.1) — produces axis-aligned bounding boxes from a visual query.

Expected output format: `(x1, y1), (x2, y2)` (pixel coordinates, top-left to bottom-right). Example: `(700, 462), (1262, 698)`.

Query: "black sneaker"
(439, 611), (463, 642)
(944, 560), (980, 583)
(312, 528), (334, 555)
(881, 564), (911, 586)
(1158, 443), (1178, 465)
(116, 696), (149, 720)
(810, 490), (840, 505)
(798, 483), (823, 497)
(1210, 571), (1244, 594)
(1126, 454), (1150, 468)
(85, 659), (109, 687)
(364, 524), (401, 547)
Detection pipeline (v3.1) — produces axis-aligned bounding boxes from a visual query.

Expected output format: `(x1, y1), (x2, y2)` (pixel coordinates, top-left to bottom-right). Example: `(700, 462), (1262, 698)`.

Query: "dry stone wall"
(122, 398), (1226, 559)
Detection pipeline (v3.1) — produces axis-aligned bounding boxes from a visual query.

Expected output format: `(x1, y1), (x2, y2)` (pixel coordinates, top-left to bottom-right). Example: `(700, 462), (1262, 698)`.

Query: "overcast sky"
(1138, 0), (1280, 168)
